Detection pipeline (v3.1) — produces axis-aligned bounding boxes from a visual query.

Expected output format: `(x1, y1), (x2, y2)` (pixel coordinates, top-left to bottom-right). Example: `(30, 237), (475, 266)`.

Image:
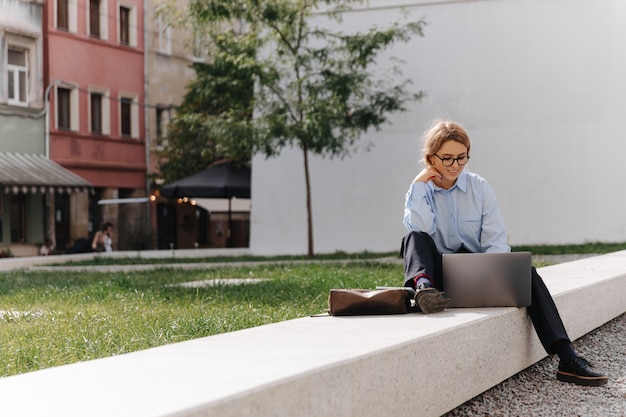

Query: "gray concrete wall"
(249, 0), (626, 255)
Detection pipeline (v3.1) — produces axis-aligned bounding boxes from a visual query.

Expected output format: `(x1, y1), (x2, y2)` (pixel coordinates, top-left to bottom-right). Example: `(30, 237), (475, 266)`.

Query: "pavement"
(15, 253), (598, 274)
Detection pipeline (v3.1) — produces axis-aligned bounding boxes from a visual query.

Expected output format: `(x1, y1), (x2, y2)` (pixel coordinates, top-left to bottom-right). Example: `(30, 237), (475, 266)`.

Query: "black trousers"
(400, 231), (570, 354)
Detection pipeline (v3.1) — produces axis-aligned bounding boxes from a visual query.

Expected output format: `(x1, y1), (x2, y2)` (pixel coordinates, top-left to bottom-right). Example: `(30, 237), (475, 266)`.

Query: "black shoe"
(414, 284), (451, 314)
(556, 356), (608, 386)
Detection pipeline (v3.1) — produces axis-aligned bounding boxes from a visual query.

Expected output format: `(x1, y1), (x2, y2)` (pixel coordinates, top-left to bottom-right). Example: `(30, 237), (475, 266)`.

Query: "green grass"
(1, 243), (624, 378)
(51, 251), (399, 266)
(511, 242), (626, 255)
(0, 261), (400, 377)
(49, 241), (626, 267)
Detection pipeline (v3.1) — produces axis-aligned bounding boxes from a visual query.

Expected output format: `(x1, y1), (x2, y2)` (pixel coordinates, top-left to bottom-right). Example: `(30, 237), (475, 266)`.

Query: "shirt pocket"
(458, 217), (482, 244)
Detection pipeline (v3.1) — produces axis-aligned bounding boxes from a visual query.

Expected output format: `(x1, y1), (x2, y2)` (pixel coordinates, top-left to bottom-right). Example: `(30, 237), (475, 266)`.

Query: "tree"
(158, 49), (255, 183)
(167, 0), (425, 256)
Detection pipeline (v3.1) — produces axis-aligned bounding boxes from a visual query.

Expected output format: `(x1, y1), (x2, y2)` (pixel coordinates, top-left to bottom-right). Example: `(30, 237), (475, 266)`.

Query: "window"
(119, 95), (138, 138)
(56, 0), (77, 32)
(57, 88), (71, 129)
(88, 0), (108, 40)
(57, 0), (69, 30)
(192, 33), (208, 62)
(118, 4), (137, 47)
(90, 0), (100, 37)
(91, 93), (103, 133)
(154, 15), (171, 54)
(5, 33), (40, 108)
(89, 89), (110, 135)
(120, 97), (132, 136)
(7, 48), (28, 105)
(119, 6), (130, 45)
(56, 86), (78, 131)
(156, 106), (171, 139)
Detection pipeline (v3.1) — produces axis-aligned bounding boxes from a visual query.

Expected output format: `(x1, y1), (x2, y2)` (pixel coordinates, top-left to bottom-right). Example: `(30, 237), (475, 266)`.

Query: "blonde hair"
(421, 120), (471, 166)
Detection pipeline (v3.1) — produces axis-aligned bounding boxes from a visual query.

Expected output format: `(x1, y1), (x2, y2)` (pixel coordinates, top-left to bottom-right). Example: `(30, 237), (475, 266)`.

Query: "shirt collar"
(456, 170), (468, 192)
(432, 170), (468, 192)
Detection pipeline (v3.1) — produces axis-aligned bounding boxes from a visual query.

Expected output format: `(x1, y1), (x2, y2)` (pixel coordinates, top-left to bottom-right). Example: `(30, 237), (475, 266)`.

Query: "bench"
(0, 251), (625, 417)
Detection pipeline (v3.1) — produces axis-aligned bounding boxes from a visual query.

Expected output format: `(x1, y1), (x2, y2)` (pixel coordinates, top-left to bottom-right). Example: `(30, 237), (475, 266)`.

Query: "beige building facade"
(145, 1), (204, 249)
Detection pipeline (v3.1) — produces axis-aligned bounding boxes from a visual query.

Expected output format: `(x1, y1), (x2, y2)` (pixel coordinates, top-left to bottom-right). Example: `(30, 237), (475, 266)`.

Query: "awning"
(160, 160), (251, 199)
(0, 152), (92, 194)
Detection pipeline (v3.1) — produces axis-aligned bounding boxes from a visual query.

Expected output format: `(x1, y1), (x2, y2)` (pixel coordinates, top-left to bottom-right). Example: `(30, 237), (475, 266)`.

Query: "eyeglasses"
(434, 154), (470, 167)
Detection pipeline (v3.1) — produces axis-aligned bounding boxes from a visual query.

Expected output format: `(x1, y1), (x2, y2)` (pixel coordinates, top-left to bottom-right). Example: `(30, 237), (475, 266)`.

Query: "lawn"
(1, 243), (624, 377)
(0, 260), (400, 377)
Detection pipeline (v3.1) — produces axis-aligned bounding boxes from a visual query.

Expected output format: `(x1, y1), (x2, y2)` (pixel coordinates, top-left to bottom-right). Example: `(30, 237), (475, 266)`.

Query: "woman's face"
(429, 140), (469, 185)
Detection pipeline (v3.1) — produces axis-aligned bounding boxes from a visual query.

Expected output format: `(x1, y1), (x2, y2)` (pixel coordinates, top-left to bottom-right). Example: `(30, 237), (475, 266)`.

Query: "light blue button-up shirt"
(403, 170), (510, 254)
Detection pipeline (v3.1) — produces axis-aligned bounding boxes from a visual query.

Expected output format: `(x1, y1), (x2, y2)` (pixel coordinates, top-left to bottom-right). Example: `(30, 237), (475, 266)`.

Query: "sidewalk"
(16, 253), (598, 274)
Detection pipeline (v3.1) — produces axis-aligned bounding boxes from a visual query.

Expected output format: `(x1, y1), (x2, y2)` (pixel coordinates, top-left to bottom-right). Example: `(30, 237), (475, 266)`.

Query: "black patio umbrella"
(160, 161), (251, 247)
(160, 161), (251, 199)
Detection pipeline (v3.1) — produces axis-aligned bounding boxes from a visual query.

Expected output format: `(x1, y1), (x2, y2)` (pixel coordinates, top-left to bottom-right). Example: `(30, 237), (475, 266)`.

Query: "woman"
(401, 120), (607, 386)
(92, 222), (114, 252)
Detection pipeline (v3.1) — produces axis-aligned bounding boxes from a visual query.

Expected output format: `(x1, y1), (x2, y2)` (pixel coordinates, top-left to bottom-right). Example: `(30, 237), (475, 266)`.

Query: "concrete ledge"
(0, 252), (625, 417)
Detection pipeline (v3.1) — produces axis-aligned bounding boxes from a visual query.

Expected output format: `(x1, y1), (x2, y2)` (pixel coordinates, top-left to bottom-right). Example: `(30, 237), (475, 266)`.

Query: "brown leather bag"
(328, 288), (412, 316)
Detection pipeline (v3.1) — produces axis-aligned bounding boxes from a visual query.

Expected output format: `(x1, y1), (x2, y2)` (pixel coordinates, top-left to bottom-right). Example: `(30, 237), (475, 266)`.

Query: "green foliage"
(158, 55), (256, 182)
(192, 0), (427, 159)
(164, 0), (428, 160)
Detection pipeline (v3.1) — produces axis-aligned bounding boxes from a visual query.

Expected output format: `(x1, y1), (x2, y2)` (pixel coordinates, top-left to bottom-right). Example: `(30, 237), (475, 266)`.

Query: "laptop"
(442, 252), (532, 308)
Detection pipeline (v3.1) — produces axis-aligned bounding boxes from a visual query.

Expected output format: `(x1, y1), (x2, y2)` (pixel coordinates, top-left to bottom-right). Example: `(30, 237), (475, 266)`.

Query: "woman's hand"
(413, 166), (443, 185)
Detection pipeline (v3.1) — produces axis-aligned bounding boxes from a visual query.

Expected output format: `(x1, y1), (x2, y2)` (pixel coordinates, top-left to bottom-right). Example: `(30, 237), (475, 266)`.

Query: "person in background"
(401, 119), (607, 386)
(39, 238), (54, 256)
(65, 238), (93, 254)
(92, 222), (114, 252)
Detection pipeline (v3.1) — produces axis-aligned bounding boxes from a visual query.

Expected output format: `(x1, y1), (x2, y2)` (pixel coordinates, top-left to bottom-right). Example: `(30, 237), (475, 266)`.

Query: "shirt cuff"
(407, 181), (428, 201)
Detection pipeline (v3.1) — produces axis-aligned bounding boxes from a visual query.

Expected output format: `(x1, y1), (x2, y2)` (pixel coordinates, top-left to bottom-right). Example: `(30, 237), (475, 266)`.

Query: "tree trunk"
(302, 146), (314, 257)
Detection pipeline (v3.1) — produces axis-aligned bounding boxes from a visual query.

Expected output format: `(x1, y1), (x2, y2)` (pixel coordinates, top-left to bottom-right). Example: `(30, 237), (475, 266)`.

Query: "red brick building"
(44, 0), (148, 250)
